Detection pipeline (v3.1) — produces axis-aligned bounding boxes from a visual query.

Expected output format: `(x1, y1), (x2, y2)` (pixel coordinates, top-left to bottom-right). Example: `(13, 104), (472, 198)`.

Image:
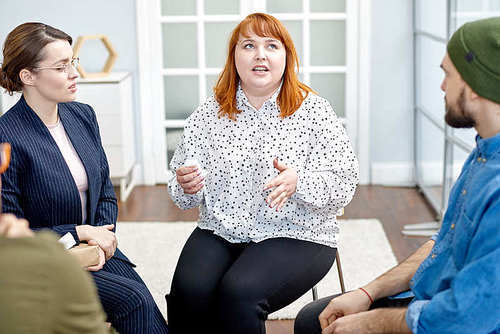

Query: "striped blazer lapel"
(58, 105), (99, 225)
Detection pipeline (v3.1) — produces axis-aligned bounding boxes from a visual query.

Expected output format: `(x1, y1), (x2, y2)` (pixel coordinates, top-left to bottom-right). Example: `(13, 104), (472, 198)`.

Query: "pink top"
(46, 119), (88, 223)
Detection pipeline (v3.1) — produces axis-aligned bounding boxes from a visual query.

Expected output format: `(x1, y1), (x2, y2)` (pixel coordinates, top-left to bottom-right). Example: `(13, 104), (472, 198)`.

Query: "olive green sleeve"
(0, 231), (117, 334)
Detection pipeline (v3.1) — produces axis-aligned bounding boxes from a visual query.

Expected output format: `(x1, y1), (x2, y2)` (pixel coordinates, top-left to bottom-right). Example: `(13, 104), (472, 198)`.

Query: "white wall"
(369, 0), (416, 185)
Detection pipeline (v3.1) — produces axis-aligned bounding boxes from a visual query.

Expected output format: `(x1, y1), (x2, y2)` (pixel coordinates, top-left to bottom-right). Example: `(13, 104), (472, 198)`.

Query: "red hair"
(214, 13), (315, 120)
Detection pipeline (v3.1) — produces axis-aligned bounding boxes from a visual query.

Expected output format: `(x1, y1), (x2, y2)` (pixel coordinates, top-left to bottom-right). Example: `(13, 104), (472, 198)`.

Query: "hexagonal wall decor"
(72, 34), (118, 78)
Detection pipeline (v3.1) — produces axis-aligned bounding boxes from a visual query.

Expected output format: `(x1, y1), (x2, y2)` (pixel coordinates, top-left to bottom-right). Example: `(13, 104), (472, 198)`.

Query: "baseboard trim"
(371, 162), (416, 186)
(371, 161), (463, 186)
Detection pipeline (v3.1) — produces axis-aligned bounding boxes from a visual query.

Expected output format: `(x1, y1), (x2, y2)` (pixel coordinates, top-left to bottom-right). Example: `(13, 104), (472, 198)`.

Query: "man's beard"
(444, 89), (475, 128)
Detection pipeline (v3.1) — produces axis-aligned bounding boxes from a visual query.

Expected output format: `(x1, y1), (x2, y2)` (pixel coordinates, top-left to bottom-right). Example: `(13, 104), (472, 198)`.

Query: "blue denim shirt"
(404, 133), (500, 333)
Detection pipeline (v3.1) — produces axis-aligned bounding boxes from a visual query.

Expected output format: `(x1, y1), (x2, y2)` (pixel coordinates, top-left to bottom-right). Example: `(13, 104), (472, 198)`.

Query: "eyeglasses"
(34, 57), (80, 73)
(0, 143), (11, 174)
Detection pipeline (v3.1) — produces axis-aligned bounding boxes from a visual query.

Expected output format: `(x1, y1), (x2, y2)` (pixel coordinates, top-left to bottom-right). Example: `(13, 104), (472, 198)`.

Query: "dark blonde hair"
(0, 22), (72, 95)
(214, 13), (314, 120)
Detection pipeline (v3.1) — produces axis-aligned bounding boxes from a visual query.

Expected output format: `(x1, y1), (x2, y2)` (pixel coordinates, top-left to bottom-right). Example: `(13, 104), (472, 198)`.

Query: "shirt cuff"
(388, 290), (414, 299)
(170, 180), (203, 209)
(291, 169), (307, 201)
(430, 231), (439, 241)
(406, 299), (430, 334)
(51, 224), (81, 244)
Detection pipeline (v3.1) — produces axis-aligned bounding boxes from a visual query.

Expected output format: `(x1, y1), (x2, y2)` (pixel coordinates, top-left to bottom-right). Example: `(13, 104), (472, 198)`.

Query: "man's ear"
(19, 69), (36, 87)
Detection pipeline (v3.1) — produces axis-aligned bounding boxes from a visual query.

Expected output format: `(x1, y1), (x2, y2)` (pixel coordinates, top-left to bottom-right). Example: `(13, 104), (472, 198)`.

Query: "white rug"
(115, 219), (397, 320)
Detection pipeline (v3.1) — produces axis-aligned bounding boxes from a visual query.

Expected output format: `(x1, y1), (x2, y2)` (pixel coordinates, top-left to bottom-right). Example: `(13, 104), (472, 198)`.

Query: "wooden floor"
(117, 185), (436, 334)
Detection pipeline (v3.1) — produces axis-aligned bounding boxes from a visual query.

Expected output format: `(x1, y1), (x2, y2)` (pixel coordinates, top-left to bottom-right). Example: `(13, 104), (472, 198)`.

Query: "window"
(137, 0), (361, 183)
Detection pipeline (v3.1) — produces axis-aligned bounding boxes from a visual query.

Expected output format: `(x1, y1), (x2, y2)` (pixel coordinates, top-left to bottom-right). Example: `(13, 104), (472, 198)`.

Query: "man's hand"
(176, 165), (204, 195)
(319, 289), (372, 329)
(76, 224), (117, 260)
(0, 213), (34, 238)
(322, 308), (411, 334)
(322, 310), (375, 334)
(263, 158), (298, 211)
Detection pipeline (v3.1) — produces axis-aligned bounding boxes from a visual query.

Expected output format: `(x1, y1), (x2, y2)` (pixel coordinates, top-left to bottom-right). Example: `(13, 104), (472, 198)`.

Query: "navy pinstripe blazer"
(0, 95), (129, 263)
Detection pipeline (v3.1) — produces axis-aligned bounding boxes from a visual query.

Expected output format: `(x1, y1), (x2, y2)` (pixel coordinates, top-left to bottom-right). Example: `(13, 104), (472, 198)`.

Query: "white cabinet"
(76, 72), (137, 201)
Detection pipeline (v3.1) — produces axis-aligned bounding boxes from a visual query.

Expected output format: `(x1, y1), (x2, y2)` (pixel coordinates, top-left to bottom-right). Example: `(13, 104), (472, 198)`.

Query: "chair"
(311, 251), (345, 300)
(311, 209), (346, 301)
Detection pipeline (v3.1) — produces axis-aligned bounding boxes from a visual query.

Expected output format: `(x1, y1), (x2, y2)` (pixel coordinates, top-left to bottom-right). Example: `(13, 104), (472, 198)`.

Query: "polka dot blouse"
(167, 84), (359, 248)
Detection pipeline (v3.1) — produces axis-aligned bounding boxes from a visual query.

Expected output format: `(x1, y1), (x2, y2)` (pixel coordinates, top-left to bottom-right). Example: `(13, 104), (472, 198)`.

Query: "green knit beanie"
(447, 17), (500, 104)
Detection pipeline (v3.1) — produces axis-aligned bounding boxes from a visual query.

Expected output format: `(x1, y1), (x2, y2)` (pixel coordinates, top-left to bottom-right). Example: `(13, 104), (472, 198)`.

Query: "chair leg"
(312, 250), (346, 301)
(336, 251), (346, 293)
(311, 285), (318, 301)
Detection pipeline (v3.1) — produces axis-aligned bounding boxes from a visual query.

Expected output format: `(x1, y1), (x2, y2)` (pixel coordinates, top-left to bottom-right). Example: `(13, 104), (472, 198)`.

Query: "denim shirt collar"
(475, 132), (500, 159)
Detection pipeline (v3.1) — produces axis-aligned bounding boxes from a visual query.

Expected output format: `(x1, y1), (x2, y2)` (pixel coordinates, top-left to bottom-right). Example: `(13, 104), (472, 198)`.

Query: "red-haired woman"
(167, 13), (359, 333)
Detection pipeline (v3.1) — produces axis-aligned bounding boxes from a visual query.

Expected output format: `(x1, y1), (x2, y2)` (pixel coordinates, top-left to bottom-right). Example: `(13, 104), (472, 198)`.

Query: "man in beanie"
(294, 17), (500, 334)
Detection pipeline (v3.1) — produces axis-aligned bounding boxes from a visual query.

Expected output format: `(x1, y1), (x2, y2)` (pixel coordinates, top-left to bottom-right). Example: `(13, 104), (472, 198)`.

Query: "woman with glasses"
(0, 23), (168, 334)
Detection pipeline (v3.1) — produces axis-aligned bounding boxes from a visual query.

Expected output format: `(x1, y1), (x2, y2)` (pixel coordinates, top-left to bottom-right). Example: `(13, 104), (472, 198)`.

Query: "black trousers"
(92, 256), (169, 334)
(294, 293), (414, 334)
(166, 227), (336, 334)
